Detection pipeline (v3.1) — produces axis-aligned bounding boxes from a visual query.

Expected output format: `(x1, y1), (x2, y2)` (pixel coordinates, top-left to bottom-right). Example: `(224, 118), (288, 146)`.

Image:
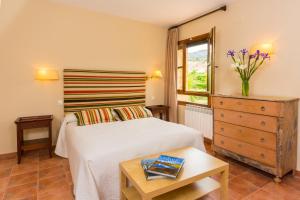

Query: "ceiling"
(51, 0), (234, 27)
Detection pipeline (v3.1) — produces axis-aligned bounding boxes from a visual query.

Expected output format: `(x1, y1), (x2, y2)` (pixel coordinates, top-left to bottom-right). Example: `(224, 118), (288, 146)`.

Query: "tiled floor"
(0, 150), (73, 200)
(0, 144), (299, 200)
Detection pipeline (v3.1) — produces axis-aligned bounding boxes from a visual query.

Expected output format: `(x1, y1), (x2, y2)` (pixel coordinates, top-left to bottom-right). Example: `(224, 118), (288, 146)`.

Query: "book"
(146, 155), (185, 179)
(141, 159), (165, 180)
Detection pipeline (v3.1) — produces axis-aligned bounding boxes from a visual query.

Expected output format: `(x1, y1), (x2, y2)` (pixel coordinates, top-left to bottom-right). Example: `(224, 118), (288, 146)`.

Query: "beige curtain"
(164, 28), (178, 123)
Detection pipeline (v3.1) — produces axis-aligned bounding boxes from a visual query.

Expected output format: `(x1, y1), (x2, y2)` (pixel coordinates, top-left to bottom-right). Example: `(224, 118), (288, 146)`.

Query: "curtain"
(164, 28), (179, 123)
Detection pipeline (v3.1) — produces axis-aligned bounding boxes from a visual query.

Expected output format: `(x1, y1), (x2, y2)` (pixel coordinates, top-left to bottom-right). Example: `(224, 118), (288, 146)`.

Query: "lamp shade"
(35, 68), (59, 80)
(151, 70), (163, 79)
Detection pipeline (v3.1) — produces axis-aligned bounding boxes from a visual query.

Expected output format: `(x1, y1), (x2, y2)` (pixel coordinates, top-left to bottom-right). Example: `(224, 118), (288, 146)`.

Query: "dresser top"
(212, 94), (299, 102)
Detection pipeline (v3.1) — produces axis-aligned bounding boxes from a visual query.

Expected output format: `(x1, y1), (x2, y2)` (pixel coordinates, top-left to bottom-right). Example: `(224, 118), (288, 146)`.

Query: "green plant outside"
(187, 69), (208, 104)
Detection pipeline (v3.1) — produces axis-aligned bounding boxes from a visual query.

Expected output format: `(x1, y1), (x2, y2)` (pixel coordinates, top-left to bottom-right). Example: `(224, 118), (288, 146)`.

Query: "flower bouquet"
(227, 49), (270, 96)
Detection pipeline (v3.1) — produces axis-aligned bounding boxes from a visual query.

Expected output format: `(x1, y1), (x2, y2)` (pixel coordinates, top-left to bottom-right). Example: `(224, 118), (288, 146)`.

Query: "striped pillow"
(74, 108), (115, 126)
(113, 106), (152, 121)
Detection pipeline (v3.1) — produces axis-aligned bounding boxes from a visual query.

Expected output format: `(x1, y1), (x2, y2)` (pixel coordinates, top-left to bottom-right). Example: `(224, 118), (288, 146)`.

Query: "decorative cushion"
(74, 108), (115, 126)
(113, 106), (153, 121)
(111, 110), (122, 121)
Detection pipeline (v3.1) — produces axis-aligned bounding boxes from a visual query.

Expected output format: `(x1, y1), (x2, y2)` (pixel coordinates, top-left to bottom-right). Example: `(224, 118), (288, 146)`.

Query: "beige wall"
(178, 0), (300, 169)
(0, 0), (167, 154)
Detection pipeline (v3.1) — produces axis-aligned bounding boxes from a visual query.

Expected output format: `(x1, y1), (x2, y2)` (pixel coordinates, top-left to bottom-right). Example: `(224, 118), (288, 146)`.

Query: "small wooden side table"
(15, 115), (53, 164)
(146, 105), (169, 121)
(120, 147), (229, 200)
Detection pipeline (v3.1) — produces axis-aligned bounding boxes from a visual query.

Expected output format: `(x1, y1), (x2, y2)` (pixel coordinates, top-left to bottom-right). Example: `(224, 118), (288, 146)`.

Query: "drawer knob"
(221, 113), (224, 118)
(239, 115), (242, 118)
(261, 121), (266, 126)
(220, 101), (224, 105)
(260, 153), (265, 158)
(261, 106), (266, 111)
(221, 128), (224, 132)
(260, 138), (265, 142)
(221, 140), (224, 144)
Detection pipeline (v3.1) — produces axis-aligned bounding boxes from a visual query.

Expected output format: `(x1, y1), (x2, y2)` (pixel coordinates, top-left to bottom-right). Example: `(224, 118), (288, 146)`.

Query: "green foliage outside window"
(186, 70), (208, 104)
(187, 70), (207, 92)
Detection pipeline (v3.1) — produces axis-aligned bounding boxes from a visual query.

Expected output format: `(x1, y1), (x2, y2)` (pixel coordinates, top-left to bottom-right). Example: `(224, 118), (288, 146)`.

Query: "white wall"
(0, 0), (166, 154)
(178, 0), (300, 170)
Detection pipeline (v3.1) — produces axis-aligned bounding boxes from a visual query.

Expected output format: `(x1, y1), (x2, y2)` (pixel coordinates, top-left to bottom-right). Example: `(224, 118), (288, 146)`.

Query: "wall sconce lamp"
(251, 43), (274, 55)
(147, 70), (163, 80)
(35, 68), (59, 80)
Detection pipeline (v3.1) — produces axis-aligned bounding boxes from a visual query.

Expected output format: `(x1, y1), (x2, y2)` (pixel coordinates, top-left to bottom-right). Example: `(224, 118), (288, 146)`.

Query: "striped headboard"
(64, 69), (146, 113)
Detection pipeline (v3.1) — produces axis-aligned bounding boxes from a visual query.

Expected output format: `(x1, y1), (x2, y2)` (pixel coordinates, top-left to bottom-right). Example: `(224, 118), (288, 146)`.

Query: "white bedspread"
(55, 117), (205, 200)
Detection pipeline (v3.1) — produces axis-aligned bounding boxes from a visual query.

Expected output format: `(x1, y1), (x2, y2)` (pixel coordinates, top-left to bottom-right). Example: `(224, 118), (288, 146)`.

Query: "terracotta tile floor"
(0, 150), (73, 200)
(0, 144), (299, 200)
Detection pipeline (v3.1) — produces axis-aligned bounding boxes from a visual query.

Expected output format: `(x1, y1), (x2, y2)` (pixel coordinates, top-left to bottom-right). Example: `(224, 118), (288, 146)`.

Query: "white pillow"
(64, 113), (78, 124)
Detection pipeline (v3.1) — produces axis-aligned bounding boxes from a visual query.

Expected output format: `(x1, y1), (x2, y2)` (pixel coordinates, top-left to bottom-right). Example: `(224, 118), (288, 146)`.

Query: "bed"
(55, 69), (206, 200)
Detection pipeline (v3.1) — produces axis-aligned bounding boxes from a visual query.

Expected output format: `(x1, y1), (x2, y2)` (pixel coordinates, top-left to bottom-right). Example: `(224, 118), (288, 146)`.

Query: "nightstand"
(146, 105), (169, 121)
(15, 115), (53, 164)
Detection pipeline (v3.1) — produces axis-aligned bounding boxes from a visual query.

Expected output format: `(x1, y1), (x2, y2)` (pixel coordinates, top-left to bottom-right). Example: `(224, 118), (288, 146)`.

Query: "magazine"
(146, 155), (184, 179)
(141, 158), (165, 180)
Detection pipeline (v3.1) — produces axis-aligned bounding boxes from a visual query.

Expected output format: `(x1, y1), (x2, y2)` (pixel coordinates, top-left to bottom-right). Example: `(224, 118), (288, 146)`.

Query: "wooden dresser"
(212, 94), (298, 182)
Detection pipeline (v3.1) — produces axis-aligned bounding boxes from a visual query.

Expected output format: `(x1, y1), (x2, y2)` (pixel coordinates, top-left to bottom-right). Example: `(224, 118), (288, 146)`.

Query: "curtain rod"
(169, 5), (227, 30)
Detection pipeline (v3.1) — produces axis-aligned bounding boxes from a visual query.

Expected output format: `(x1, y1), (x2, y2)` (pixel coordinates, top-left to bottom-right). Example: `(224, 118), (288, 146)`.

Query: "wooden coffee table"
(120, 147), (229, 200)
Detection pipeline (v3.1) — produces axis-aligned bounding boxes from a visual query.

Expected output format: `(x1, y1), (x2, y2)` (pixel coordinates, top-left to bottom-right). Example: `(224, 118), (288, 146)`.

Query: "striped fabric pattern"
(74, 108), (115, 126)
(113, 106), (153, 121)
(64, 69), (146, 113)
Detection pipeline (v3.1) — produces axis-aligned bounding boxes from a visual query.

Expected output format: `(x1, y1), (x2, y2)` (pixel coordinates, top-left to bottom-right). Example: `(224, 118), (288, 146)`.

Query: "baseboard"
(0, 145), (56, 160)
(0, 152), (16, 160)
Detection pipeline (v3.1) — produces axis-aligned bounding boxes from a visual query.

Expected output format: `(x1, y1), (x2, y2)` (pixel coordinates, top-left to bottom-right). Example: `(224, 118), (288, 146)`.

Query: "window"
(177, 30), (215, 107)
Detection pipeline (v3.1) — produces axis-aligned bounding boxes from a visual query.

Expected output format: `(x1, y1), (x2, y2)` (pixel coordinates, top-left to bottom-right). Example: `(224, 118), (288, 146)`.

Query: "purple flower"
(255, 50), (260, 56)
(260, 53), (270, 59)
(227, 50), (235, 57)
(240, 49), (248, 55)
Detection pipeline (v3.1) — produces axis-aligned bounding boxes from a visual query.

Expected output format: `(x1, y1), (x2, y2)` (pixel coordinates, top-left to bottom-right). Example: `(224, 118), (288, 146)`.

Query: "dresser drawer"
(214, 121), (276, 150)
(214, 109), (278, 133)
(214, 134), (276, 166)
(213, 97), (282, 117)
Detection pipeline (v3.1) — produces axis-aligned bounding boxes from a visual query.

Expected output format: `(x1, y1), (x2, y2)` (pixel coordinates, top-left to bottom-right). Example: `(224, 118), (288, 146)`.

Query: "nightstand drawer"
(214, 134), (276, 167)
(213, 97), (282, 117)
(214, 109), (278, 133)
(18, 120), (51, 129)
(214, 121), (276, 150)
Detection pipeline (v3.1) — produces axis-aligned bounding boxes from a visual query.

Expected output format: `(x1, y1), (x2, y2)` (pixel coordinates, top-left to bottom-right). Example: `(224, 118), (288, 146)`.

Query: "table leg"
(220, 166), (229, 200)
(120, 170), (128, 200)
(48, 124), (52, 158)
(17, 127), (22, 164)
(159, 112), (163, 120)
(166, 110), (169, 121)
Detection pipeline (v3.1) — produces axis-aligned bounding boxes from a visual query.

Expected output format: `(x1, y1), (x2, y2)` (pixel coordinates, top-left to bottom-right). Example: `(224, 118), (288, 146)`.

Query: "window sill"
(177, 101), (210, 108)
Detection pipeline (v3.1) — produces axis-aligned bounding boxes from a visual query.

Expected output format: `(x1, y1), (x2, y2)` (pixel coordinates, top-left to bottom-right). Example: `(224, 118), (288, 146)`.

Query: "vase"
(242, 79), (249, 96)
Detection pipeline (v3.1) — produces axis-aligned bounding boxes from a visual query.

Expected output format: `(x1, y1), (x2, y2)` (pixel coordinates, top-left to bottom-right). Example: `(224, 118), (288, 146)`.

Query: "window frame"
(177, 33), (214, 107)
